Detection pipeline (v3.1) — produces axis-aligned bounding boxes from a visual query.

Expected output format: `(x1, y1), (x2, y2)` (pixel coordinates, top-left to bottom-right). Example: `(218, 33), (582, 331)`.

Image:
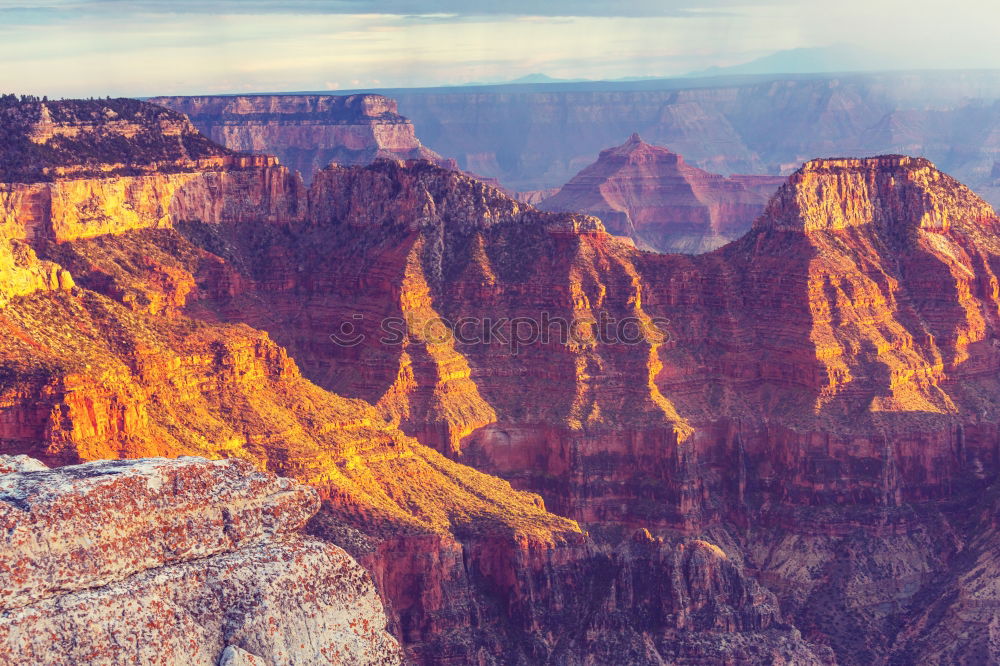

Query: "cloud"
(2, 0), (998, 98)
(0, 0), (753, 20)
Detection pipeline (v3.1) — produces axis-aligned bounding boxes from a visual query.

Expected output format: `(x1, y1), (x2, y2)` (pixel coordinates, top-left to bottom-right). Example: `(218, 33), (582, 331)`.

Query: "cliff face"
(154, 153), (1000, 663)
(149, 94), (451, 183)
(539, 133), (771, 252)
(149, 72), (1000, 206)
(0, 231), (816, 666)
(0, 163), (304, 243)
(0, 455), (402, 665)
(0, 98), (823, 664)
(0, 96), (305, 244)
(0, 96), (233, 182)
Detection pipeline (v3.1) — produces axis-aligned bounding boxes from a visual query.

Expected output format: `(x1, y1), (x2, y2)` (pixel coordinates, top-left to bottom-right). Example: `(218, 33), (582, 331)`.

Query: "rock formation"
(0, 95), (236, 181)
(149, 94), (451, 183)
(538, 133), (772, 252)
(377, 71), (1000, 207)
(158, 150), (1000, 663)
(0, 455), (402, 665)
(148, 72), (1000, 206)
(0, 97), (825, 664)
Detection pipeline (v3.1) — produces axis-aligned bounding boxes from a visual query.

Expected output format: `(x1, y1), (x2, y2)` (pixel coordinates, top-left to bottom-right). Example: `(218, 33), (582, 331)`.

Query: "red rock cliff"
(158, 153), (1000, 663)
(0, 98), (823, 664)
(12, 94), (1000, 663)
(539, 133), (771, 252)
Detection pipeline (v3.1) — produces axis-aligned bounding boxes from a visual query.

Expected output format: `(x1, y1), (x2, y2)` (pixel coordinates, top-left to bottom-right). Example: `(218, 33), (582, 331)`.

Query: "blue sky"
(1, 0), (997, 97)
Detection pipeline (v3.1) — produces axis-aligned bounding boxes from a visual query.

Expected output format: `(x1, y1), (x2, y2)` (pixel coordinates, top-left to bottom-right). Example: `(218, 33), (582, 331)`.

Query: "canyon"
(3, 94), (1000, 664)
(380, 71), (1000, 207)
(0, 97), (825, 664)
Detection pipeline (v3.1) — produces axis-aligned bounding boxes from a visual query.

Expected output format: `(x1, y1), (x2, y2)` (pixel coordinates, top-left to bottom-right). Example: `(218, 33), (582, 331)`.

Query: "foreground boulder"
(0, 456), (402, 665)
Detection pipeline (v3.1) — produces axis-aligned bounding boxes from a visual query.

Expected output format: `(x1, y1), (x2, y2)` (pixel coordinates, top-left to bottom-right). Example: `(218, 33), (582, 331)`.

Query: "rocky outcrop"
(150, 94), (452, 183)
(0, 164), (304, 243)
(0, 236), (73, 307)
(0, 97), (305, 245)
(0, 456), (402, 665)
(0, 95), (235, 182)
(539, 134), (771, 252)
(514, 187), (560, 205)
(0, 454), (46, 473)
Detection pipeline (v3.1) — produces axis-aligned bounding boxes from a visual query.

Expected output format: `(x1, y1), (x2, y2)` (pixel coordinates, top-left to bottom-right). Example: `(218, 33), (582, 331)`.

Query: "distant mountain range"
(452, 46), (909, 88)
(684, 45), (902, 78)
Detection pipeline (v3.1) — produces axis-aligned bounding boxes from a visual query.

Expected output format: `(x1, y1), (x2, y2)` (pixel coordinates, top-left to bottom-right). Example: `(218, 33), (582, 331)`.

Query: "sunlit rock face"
(0, 456), (403, 665)
(539, 134), (773, 253)
(200, 154), (1000, 523)
(149, 94), (453, 183)
(0, 97), (827, 664)
(0, 96), (306, 245)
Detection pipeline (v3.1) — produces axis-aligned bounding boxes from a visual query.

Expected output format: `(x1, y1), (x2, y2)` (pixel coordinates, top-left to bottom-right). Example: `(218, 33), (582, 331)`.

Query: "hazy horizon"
(2, 0), (999, 98)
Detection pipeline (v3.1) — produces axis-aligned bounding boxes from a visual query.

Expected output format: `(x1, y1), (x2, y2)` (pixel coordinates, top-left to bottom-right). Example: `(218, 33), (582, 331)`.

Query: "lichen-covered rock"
(0, 456), (318, 610)
(0, 537), (401, 666)
(0, 456), (401, 666)
(218, 646), (267, 666)
(0, 454), (47, 474)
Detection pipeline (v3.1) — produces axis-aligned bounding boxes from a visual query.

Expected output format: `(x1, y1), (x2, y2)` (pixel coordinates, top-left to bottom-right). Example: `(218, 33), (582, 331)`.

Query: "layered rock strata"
(151, 153), (1000, 663)
(382, 71), (1000, 206)
(149, 94), (451, 182)
(0, 97), (827, 664)
(7, 94), (1000, 663)
(0, 97), (305, 244)
(539, 133), (771, 252)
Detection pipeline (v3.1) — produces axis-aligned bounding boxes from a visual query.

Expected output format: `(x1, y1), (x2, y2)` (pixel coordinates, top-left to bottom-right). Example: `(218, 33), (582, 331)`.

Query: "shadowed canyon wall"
(160, 152), (1000, 663)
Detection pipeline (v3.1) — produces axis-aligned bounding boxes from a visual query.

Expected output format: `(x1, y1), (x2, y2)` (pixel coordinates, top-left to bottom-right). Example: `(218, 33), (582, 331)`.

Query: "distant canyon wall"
(385, 71), (1000, 204)
(150, 73), (1000, 210)
(150, 94), (451, 182)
